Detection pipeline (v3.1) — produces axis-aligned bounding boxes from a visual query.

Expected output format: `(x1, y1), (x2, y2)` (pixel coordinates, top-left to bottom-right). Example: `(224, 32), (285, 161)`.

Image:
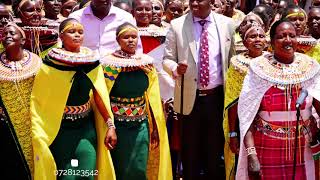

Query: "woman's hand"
(105, 128), (117, 150)
(229, 137), (240, 154)
(248, 154), (261, 179)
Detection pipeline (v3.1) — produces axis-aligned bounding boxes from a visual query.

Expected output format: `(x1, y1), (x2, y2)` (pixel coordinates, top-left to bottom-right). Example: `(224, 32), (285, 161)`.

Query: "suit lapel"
(213, 14), (226, 62)
(183, 13), (197, 62)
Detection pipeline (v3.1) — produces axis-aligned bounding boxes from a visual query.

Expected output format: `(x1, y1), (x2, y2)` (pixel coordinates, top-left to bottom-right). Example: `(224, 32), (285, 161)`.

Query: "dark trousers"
(181, 86), (225, 180)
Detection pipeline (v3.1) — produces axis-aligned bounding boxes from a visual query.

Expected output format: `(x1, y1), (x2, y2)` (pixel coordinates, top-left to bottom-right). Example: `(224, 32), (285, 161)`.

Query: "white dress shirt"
(69, 5), (142, 58)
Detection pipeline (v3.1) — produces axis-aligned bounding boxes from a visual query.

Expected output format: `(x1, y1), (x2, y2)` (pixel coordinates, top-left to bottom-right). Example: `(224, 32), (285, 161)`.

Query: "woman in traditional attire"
(100, 22), (172, 180)
(224, 23), (267, 180)
(31, 18), (117, 180)
(0, 22), (41, 179)
(12, 0), (59, 58)
(235, 12), (265, 54)
(237, 20), (320, 180)
(133, 0), (167, 54)
(283, 5), (319, 54)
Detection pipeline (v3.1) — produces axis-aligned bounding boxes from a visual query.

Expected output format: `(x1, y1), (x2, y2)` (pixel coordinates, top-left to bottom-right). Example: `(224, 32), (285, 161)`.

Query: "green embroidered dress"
(102, 51), (155, 180)
(110, 69), (150, 180)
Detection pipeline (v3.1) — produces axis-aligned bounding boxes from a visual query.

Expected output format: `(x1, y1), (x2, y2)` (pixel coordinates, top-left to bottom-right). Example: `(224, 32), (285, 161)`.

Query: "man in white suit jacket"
(163, 0), (235, 178)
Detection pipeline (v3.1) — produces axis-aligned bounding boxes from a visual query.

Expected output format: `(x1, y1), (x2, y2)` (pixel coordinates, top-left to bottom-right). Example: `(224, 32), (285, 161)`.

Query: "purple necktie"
(199, 20), (209, 88)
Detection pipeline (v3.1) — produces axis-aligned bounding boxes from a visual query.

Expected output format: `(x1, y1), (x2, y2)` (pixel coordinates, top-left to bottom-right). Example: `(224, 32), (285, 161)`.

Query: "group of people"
(0, 0), (320, 180)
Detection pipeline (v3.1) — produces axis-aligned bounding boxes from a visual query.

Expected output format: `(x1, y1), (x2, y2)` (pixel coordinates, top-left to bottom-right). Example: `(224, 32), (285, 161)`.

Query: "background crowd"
(0, 0), (320, 180)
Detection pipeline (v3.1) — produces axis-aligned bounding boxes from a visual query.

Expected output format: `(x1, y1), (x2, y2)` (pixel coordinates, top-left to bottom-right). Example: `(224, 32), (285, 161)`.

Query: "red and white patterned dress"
(253, 87), (312, 180)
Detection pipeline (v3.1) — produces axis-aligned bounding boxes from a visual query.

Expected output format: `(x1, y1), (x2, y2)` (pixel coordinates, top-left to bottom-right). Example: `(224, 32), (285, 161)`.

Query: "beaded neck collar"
(48, 47), (99, 65)
(100, 50), (153, 68)
(0, 50), (41, 81)
(250, 52), (320, 86)
(113, 50), (136, 58)
(231, 51), (255, 74)
(1, 51), (31, 71)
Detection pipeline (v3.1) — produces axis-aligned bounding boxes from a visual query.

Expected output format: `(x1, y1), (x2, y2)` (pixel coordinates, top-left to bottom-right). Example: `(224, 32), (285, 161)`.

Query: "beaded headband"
(4, 22), (26, 39)
(243, 24), (265, 40)
(117, 27), (138, 37)
(60, 21), (84, 34)
(285, 11), (306, 20)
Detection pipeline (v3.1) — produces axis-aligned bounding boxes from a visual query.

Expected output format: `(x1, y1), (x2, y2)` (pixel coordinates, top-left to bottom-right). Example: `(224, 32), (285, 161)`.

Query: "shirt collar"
(84, 4), (117, 17)
(193, 12), (213, 23)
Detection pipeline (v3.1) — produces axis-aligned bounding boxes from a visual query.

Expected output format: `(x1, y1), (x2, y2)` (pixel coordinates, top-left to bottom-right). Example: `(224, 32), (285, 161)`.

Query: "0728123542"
(54, 169), (99, 177)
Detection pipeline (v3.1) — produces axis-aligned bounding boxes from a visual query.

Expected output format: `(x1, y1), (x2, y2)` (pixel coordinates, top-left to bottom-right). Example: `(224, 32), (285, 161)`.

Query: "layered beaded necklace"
(0, 50), (41, 81)
(101, 50), (154, 80)
(0, 50), (31, 71)
(251, 53), (319, 88)
(231, 52), (253, 74)
(101, 50), (153, 67)
(113, 49), (136, 58)
(48, 47), (98, 65)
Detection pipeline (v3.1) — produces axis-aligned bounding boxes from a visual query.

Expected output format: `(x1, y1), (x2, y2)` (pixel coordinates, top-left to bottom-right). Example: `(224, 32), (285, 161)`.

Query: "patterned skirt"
(253, 118), (307, 180)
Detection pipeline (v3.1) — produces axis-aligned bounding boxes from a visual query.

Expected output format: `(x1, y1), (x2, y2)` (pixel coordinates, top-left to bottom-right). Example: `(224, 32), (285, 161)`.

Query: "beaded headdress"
(117, 27), (138, 37)
(60, 21), (84, 34)
(4, 22), (26, 39)
(243, 23), (265, 40)
(285, 9), (307, 21)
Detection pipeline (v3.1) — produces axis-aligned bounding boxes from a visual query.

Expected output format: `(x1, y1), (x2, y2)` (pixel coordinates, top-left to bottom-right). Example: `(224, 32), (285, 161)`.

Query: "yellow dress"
(223, 52), (253, 180)
(0, 50), (41, 179)
(0, 78), (34, 173)
(31, 60), (115, 180)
